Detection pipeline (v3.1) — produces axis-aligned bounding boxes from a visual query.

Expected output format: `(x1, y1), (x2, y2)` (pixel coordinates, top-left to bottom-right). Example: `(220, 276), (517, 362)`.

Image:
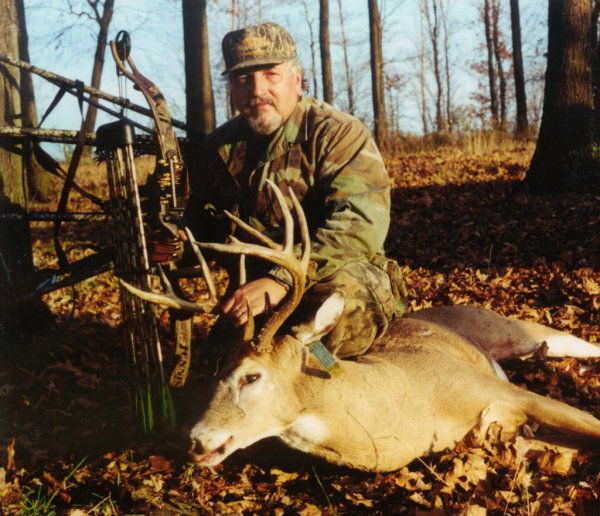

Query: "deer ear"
(294, 292), (345, 345)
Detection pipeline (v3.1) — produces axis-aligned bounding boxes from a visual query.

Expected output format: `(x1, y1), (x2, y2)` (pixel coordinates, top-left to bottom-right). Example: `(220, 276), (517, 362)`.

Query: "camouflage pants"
(287, 260), (401, 358)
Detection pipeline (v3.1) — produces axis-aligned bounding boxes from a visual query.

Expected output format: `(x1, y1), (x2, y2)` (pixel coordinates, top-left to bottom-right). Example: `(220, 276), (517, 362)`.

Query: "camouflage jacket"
(183, 96), (391, 286)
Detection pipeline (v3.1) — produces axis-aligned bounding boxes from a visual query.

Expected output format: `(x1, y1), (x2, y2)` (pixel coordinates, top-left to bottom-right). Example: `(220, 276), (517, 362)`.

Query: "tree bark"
(492, 0), (507, 129)
(526, 0), (598, 192)
(592, 0), (599, 133)
(319, 0), (334, 104)
(419, 4), (429, 135)
(483, 0), (499, 126)
(368, 0), (388, 148)
(510, 0), (529, 137)
(15, 0), (51, 200)
(183, 0), (216, 135)
(425, 0), (445, 133)
(441, 0), (453, 132)
(81, 0), (114, 160)
(0, 0), (53, 335)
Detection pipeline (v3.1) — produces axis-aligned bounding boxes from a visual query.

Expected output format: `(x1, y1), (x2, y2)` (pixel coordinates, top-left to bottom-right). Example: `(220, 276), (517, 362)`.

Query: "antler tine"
(184, 227), (218, 303)
(196, 180), (310, 352)
(266, 179), (294, 253)
(118, 271), (217, 313)
(118, 228), (220, 314)
(223, 210), (282, 251)
(287, 184), (311, 269)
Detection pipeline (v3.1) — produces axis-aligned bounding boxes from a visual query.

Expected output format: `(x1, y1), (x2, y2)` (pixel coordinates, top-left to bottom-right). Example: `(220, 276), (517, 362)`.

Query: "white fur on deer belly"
(285, 413), (329, 445)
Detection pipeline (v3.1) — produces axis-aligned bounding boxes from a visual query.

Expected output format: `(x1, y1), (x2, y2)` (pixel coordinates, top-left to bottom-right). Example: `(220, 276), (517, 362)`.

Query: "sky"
(20, 0), (547, 156)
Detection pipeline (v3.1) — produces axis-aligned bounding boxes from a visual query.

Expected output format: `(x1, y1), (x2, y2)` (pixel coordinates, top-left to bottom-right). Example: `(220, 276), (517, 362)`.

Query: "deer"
(121, 180), (600, 472)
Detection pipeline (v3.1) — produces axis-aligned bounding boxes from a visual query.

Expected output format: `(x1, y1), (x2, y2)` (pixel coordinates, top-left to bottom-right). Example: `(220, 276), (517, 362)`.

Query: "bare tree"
(319, 0), (334, 103)
(419, 5), (429, 134)
(368, 0), (388, 148)
(491, 0), (507, 129)
(337, 0), (355, 114)
(70, 0), (114, 159)
(440, 0), (453, 132)
(526, 0), (598, 191)
(510, 0), (529, 137)
(483, 0), (499, 126)
(424, 0), (445, 132)
(593, 0), (599, 132)
(1, 0), (52, 334)
(183, 0), (216, 136)
(15, 0), (51, 200)
(302, 0), (319, 98)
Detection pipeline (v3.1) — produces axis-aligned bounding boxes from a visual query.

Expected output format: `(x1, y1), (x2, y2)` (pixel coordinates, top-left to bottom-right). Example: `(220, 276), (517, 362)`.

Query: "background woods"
(1, 0), (600, 514)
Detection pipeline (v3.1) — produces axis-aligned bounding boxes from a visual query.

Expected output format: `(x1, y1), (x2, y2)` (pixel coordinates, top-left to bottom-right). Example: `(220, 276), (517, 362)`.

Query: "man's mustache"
(248, 96), (275, 107)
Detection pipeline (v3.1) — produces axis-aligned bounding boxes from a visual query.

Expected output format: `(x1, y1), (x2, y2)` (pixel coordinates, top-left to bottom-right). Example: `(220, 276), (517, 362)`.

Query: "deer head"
(188, 291), (345, 466)
(121, 180), (347, 464)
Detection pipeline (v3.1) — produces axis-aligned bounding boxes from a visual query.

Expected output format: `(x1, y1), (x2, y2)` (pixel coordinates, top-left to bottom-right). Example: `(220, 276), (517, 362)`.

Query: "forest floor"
(1, 145), (600, 514)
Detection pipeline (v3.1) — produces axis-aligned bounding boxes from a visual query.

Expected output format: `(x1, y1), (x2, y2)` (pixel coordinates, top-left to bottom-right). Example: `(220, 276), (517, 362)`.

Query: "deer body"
(120, 181), (600, 472)
(190, 303), (600, 472)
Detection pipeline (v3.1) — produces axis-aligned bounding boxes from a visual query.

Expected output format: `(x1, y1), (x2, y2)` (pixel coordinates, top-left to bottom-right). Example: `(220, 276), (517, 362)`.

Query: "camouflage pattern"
(185, 96), (391, 284)
(222, 22), (297, 74)
(286, 261), (398, 358)
(184, 96), (405, 356)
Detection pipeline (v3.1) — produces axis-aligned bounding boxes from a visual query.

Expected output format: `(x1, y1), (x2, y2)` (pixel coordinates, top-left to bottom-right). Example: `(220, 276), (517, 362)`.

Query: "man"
(181, 22), (406, 358)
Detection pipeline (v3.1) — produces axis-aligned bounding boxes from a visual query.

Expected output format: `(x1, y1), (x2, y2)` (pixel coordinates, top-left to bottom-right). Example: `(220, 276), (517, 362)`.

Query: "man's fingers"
(221, 297), (236, 314)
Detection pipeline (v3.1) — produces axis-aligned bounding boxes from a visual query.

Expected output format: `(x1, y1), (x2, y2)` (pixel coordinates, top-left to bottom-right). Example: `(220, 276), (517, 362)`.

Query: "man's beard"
(244, 96), (283, 135)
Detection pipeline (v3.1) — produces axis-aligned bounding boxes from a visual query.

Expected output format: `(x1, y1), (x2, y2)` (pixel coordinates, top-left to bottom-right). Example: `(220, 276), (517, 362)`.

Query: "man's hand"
(221, 277), (289, 326)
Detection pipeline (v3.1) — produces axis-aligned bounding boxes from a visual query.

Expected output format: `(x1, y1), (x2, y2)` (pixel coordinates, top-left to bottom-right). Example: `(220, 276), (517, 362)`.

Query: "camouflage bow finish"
(110, 30), (187, 234)
(109, 31), (192, 388)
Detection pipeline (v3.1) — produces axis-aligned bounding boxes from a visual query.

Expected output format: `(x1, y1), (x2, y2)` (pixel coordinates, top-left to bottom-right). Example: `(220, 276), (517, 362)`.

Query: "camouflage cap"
(222, 22), (297, 74)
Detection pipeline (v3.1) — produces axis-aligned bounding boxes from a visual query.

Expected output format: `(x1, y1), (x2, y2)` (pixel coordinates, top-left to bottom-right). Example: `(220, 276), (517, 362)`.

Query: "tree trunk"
(484, 0), (499, 126)
(319, 0), (334, 104)
(183, 0), (216, 135)
(368, 0), (388, 148)
(81, 0), (114, 160)
(0, 0), (53, 335)
(441, 0), (453, 132)
(419, 4), (429, 135)
(510, 0), (529, 137)
(526, 0), (598, 192)
(337, 0), (355, 114)
(492, 0), (507, 129)
(15, 0), (51, 200)
(593, 0), (599, 133)
(425, 0), (445, 133)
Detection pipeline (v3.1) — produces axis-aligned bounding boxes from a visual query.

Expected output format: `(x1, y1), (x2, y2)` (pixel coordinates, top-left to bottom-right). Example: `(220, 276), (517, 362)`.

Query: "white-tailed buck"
(122, 181), (600, 472)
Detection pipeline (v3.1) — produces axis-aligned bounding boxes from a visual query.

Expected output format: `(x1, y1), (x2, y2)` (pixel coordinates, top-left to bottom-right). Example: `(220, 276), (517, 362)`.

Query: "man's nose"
(250, 73), (268, 97)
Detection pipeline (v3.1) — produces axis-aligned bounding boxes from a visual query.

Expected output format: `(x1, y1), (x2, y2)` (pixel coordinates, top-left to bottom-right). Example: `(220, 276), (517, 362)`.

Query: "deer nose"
(189, 437), (204, 455)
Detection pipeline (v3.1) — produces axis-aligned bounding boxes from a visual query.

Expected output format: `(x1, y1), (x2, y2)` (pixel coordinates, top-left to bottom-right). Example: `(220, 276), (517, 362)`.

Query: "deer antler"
(118, 228), (219, 313)
(197, 179), (310, 351)
(120, 180), (310, 351)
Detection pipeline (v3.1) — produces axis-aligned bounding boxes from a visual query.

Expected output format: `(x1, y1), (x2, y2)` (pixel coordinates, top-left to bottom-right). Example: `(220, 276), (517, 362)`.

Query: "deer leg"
(476, 400), (529, 441)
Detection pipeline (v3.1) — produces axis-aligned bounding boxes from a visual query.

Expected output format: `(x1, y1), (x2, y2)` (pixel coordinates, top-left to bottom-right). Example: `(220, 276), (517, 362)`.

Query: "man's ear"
(293, 292), (345, 345)
(294, 70), (304, 96)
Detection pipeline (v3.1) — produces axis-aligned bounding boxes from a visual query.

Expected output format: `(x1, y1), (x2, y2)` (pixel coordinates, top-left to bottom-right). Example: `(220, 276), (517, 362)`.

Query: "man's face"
(229, 62), (303, 136)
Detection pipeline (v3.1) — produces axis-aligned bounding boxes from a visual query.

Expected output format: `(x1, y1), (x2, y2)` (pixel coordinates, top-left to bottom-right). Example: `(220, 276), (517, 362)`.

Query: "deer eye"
(240, 373), (261, 387)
